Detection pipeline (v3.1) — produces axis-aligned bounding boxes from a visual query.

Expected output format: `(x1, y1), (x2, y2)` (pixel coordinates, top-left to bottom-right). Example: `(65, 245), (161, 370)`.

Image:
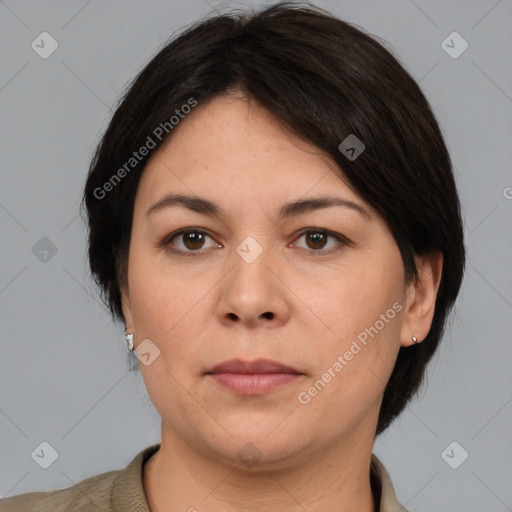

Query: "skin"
(120, 94), (443, 512)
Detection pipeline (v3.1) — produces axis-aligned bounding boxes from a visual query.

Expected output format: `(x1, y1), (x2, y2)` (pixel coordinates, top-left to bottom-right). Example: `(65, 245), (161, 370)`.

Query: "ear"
(400, 250), (443, 347)
(120, 282), (134, 331)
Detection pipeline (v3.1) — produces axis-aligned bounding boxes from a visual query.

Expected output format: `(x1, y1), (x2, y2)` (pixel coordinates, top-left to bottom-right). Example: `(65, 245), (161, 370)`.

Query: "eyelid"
(163, 228), (220, 254)
(291, 228), (351, 254)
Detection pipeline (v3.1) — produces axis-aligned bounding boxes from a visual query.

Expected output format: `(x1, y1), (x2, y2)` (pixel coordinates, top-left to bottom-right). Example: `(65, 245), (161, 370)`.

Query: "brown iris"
(305, 232), (328, 250)
(182, 231), (206, 250)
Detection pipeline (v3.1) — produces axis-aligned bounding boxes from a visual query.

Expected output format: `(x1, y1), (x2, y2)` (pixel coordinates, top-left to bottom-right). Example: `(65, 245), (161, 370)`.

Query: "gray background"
(1, 0), (511, 510)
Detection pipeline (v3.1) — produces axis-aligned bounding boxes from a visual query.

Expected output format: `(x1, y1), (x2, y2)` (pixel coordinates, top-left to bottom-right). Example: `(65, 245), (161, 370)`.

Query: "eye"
(292, 229), (349, 254)
(162, 227), (350, 256)
(164, 229), (221, 254)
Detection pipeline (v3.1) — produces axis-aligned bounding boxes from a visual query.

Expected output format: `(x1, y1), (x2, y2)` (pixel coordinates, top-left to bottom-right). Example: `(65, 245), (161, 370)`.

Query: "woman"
(1, 2), (465, 511)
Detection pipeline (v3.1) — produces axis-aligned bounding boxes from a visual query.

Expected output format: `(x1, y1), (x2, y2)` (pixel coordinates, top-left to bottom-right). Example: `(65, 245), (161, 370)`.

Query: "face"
(121, 94), (431, 469)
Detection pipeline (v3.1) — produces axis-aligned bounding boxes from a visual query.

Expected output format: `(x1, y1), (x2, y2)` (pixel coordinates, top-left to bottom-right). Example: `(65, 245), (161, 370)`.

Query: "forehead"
(135, 95), (370, 216)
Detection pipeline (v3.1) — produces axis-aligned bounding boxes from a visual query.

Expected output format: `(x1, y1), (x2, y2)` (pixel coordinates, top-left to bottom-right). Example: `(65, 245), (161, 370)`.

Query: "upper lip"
(206, 358), (303, 375)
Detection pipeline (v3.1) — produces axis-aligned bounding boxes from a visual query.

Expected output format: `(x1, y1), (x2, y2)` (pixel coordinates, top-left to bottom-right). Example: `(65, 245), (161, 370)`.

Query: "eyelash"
(161, 228), (351, 257)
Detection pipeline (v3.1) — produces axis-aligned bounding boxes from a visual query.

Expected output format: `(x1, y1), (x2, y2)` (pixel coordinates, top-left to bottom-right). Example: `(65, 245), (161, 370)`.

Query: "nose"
(215, 242), (291, 329)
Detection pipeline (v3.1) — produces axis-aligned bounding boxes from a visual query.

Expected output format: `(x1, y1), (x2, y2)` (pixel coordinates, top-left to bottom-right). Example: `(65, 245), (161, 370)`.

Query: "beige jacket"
(0, 444), (407, 511)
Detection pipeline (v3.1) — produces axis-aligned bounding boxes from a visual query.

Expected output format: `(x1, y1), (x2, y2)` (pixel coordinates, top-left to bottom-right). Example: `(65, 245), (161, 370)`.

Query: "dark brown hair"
(81, 1), (465, 435)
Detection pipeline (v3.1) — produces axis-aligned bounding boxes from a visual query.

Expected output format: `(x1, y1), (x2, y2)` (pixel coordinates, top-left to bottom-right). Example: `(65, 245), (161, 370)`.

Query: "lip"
(205, 358), (304, 395)
(206, 358), (302, 375)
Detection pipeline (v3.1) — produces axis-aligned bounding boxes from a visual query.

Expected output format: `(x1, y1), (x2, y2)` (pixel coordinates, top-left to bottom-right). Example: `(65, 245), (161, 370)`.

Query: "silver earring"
(412, 336), (418, 344)
(125, 333), (134, 351)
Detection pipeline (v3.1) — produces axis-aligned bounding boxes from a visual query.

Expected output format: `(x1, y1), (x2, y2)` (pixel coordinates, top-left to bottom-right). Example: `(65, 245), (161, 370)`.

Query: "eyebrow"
(145, 193), (371, 221)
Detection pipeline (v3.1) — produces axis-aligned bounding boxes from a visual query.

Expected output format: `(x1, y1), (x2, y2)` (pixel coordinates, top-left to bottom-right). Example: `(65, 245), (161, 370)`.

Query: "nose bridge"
(230, 233), (273, 297)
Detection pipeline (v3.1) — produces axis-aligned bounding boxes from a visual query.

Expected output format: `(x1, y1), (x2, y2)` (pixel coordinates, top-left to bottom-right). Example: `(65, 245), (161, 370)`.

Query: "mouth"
(205, 358), (305, 395)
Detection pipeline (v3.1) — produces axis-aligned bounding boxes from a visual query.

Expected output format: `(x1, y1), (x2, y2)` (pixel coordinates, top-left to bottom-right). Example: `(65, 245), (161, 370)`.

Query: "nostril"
(262, 312), (274, 320)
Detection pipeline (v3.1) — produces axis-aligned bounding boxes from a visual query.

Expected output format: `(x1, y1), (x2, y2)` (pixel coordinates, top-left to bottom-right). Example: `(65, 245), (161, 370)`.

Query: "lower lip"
(208, 373), (302, 395)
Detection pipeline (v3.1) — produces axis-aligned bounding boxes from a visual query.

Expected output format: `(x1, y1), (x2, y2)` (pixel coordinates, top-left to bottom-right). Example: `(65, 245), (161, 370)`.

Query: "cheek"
(127, 249), (215, 376)
(316, 262), (401, 339)
(130, 280), (199, 350)
(127, 240), (192, 331)
(306, 255), (404, 393)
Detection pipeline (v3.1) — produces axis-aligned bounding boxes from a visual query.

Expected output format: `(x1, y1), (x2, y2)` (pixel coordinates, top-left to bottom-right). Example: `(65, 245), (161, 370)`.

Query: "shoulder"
(0, 444), (160, 512)
(0, 468), (120, 512)
(371, 453), (409, 512)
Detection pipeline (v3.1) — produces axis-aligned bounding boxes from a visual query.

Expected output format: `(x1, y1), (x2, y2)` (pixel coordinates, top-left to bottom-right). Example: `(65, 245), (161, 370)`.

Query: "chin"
(208, 418), (312, 459)
(210, 435), (310, 473)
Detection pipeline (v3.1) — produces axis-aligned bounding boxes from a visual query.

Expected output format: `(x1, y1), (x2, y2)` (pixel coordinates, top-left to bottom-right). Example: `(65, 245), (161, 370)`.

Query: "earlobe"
(400, 251), (443, 347)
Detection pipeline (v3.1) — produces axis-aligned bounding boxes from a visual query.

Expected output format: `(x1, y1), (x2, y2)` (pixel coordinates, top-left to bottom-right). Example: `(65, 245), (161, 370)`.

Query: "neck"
(143, 426), (378, 512)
